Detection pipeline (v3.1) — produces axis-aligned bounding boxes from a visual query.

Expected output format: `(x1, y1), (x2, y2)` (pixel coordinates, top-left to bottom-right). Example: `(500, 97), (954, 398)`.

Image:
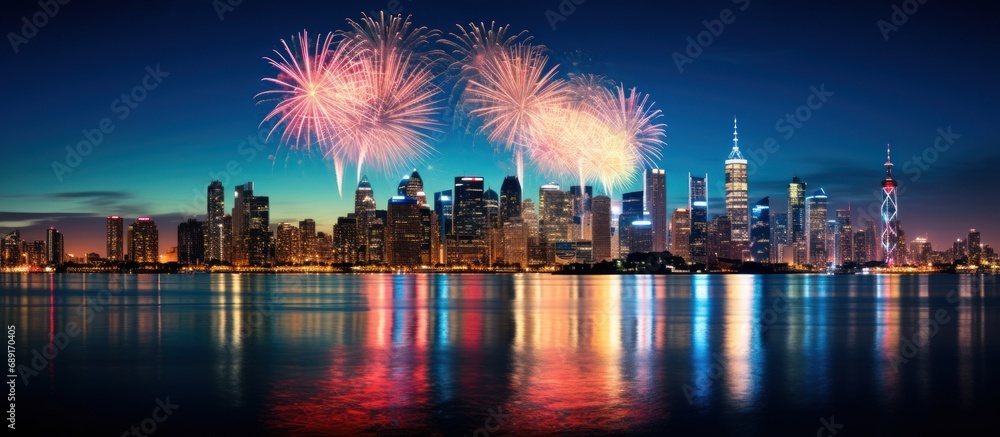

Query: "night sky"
(2, 0), (997, 256)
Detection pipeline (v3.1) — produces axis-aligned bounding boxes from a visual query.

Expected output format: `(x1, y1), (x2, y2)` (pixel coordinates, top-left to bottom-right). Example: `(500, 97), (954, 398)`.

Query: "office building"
(275, 223), (299, 265)
(750, 197), (770, 263)
(788, 176), (807, 264)
(645, 169), (667, 252)
(355, 176), (377, 263)
(725, 119), (749, 257)
(689, 174), (708, 264)
(386, 196), (424, 267)
(836, 207), (852, 265)
(177, 218), (205, 265)
(671, 208), (691, 261)
(592, 195), (611, 262)
(207, 181), (226, 262)
(106, 215), (123, 261)
(127, 218), (157, 263)
(805, 188), (828, 267)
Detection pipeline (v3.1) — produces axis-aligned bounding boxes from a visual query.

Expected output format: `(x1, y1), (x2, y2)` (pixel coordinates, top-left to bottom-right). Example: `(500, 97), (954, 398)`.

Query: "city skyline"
(2, 1), (998, 255)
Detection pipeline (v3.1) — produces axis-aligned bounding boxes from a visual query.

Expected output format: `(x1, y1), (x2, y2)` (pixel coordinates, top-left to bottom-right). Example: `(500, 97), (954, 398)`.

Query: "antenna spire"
(727, 116), (745, 160)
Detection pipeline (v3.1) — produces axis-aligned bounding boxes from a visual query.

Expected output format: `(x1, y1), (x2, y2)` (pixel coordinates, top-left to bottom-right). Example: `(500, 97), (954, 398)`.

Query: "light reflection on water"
(1, 273), (998, 435)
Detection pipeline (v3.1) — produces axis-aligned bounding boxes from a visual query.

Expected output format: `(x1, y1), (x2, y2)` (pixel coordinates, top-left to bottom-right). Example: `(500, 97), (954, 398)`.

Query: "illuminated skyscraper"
(772, 213), (788, 263)
(1, 231), (24, 268)
(671, 208), (691, 261)
(405, 169), (426, 205)
(299, 218), (317, 263)
(177, 218), (205, 265)
(788, 176), (807, 264)
(725, 118), (749, 258)
(232, 182), (270, 267)
(275, 223), (299, 265)
(806, 188), (828, 267)
(46, 227), (64, 266)
(689, 174), (708, 264)
(570, 185), (593, 241)
(627, 219), (653, 254)
(334, 215), (358, 264)
(540, 183), (574, 263)
(619, 190), (644, 255)
(522, 199), (544, 266)
(355, 176), (376, 263)
(207, 181), (225, 262)
(434, 190), (453, 243)
(592, 195), (612, 262)
(127, 218), (158, 263)
(645, 169), (667, 252)
(750, 197), (771, 263)
(968, 229), (982, 265)
(453, 176), (487, 264)
(386, 196), (423, 267)
(106, 215), (123, 261)
(836, 207), (853, 265)
(881, 146), (900, 266)
(500, 176), (522, 223)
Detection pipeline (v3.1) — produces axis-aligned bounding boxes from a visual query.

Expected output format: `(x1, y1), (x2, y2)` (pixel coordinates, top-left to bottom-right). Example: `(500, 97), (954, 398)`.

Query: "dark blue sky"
(2, 0), (997, 255)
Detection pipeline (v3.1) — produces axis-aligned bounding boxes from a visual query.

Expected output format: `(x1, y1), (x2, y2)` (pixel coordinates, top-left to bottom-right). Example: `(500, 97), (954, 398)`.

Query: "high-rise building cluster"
(2, 125), (997, 272)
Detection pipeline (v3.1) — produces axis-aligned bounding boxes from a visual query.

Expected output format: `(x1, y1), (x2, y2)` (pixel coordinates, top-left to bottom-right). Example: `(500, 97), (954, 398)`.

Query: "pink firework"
(465, 43), (569, 183)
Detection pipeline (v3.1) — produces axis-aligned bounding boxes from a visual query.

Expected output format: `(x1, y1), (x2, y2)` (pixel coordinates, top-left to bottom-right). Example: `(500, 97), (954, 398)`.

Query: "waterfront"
(2, 273), (998, 435)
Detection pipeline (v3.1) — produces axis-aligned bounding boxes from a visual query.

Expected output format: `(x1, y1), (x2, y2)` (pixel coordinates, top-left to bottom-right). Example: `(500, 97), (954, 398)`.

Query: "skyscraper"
(355, 176), (376, 263)
(1, 231), (24, 268)
(106, 215), (123, 261)
(275, 223), (299, 265)
(434, 190), (453, 242)
(570, 185), (593, 241)
(453, 176), (487, 264)
(627, 220), (653, 254)
(523, 199), (544, 266)
(881, 146), (900, 267)
(619, 190), (644, 255)
(751, 197), (771, 263)
(645, 169), (667, 252)
(806, 188), (828, 267)
(592, 195), (612, 262)
(539, 183), (574, 262)
(46, 227), (63, 266)
(836, 207), (853, 265)
(725, 118), (749, 258)
(333, 215), (358, 264)
(177, 218), (205, 265)
(788, 176), (807, 265)
(232, 182), (270, 267)
(500, 176), (522, 224)
(127, 218), (158, 263)
(968, 229), (982, 265)
(207, 181), (225, 262)
(772, 213), (789, 263)
(689, 174), (708, 264)
(299, 219), (317, 263)
(671, 208), (691, 261)
(405, 169), (424, 204)
(386, 195), (423, 267)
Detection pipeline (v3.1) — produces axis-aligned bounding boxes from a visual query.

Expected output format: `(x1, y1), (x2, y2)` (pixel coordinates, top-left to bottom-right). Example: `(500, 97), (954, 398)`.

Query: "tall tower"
(591, 195), (612, 262)
(106, 216), (123, 261)
(725, 118), (749, 259)
(499, 176), (522, 224)
(788, 176), (807, 265)
(806, 188), (828, 268)
(688, 174), (708, 264)
(881, 145), (899, 267)
(644, 169), (667, 252)
(207, 181), (225, 262)
(355, 176), (376, 263)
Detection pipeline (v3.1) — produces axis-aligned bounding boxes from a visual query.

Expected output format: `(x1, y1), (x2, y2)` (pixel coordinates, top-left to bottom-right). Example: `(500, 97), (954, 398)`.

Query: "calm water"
(2, 273), (999, 435)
